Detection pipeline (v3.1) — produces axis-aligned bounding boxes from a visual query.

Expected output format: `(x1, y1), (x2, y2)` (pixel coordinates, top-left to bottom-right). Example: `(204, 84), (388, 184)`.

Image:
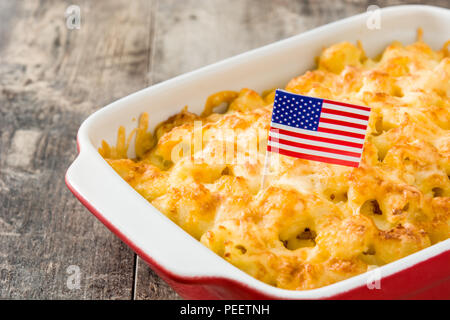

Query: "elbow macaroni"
(100, 34), (450, 290)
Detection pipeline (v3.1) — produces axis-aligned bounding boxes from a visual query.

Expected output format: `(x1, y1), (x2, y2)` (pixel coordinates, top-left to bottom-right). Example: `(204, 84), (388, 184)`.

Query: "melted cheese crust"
(102, 36), (450, 290)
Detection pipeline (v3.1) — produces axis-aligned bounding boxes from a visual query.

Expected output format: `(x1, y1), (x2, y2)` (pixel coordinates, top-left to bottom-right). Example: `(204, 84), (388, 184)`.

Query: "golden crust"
(104, 36), (450, 290)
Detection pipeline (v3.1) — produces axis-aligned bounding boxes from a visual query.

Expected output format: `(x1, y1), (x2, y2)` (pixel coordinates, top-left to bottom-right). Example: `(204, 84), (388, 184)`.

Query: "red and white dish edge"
(66, 5), (450, 299)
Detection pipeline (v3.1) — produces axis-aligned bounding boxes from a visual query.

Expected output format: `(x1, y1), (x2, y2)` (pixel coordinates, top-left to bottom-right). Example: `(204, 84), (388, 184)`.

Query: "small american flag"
(267, 89), (371, 167)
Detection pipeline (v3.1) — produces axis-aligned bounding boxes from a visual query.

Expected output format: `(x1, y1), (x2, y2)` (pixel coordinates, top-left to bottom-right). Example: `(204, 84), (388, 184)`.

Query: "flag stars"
(272, 91), (323, 131)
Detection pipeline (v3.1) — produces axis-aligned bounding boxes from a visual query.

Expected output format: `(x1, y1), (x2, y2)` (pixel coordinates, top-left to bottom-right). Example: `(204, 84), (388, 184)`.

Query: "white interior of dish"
(67, 5), (450, 299)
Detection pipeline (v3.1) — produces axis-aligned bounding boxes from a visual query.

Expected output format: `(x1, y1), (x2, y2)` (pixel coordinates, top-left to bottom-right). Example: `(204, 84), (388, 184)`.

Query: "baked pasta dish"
(100, 31), (450, 290)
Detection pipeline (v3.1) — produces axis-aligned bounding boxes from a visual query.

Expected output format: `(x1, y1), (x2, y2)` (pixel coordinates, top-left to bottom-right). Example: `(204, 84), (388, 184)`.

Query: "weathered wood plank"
(0, 0), (153, 299)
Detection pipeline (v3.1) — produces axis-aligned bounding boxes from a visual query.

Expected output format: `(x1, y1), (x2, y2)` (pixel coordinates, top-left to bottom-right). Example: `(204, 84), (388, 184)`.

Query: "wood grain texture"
(0, 0), (449, 300)
(0, 0), (152, 299)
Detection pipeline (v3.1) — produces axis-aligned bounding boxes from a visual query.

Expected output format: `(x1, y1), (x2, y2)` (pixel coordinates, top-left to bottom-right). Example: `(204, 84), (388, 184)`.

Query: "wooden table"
(1, 0), (448, 300)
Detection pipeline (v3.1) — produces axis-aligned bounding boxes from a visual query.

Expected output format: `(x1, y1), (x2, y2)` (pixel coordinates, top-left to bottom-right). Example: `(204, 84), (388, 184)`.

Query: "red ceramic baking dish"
(66, 5), (450, 299)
